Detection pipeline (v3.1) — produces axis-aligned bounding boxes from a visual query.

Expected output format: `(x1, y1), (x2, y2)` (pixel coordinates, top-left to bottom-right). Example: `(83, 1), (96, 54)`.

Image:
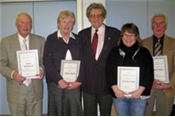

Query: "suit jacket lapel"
(86, 28), (94, 55)
(29, 34), (34, 49)
(98, 26), (110, 58)
(14, 34), (21, 51)
(163, 35), (169, 55)
(147, 36), (154, 56)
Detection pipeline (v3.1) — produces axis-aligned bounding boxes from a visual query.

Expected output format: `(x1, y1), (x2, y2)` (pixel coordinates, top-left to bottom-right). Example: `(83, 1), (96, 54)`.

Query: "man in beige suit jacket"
(142, 13), (175, 116)
(0, 12), (45, 115)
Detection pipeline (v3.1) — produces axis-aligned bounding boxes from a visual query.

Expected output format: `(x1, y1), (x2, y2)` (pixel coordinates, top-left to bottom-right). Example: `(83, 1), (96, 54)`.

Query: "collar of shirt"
(153, 34), (164, 45)
(18, 33), (29, 49)
(57, 29), (75, 40)
(91, 24), (105, 38)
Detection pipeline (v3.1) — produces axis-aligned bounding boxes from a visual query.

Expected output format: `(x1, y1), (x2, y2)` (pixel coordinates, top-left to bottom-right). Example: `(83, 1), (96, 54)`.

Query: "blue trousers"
(113, 97), (147, 116)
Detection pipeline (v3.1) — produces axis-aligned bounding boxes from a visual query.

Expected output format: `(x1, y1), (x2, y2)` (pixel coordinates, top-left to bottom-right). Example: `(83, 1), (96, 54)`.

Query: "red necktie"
(91, 29), (98, 56)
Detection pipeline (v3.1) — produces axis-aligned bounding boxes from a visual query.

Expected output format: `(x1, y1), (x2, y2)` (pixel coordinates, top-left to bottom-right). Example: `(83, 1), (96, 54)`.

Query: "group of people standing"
(0, 2), (175, 116)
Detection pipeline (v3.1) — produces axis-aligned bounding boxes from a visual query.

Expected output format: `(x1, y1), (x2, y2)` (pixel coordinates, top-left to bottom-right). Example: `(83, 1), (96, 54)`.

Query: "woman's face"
(58, 16), (74, 35)
(122, 31), (136, 47)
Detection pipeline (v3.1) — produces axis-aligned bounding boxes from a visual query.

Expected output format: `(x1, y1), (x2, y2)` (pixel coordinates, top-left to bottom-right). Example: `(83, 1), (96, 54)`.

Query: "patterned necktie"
(91, 29), (98, 56)
(154, 39), (162, 56)
(22, 39), (31, 86)
(22, 39), (28, 50)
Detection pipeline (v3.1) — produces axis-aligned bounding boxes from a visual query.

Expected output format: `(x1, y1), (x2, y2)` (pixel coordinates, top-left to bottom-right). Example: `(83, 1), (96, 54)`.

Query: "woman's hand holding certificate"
(118, 67), (139, 93)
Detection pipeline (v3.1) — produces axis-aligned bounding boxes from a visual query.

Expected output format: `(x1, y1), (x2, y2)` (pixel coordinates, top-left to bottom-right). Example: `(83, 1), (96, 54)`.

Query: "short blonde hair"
(57, 10), (75, 25)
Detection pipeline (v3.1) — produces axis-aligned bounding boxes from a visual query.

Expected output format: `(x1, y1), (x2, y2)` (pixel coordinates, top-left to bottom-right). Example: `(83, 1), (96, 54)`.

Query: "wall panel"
(147, 0), (175, 38)
(106, 0), (148, 39)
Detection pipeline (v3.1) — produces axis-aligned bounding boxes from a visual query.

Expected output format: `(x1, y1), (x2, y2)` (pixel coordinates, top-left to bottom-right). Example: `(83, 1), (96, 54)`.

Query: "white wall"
(0, 2), (3, 110)
(147, 0), (175, 38)
(106, 0), (175, 39)
(0, 4), (2, 38)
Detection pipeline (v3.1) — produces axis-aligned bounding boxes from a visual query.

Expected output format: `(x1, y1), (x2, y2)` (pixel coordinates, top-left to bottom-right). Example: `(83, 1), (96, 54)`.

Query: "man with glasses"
(78, 3), (120, 116)
(142, 13), (175, 116)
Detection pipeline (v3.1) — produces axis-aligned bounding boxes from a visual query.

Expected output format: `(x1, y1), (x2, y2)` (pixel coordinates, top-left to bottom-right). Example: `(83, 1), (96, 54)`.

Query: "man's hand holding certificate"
(17, 49), (40, 79)
(153, 56), (169, 83)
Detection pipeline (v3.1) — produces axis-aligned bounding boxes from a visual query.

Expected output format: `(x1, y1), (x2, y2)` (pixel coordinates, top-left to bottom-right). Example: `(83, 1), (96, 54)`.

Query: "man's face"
(88, 9), (104, 29)
(152, 16), (167, 38)
(16, 14), (32, 38)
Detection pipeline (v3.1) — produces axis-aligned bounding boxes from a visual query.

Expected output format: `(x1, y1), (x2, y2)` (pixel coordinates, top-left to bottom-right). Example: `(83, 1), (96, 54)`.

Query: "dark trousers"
(83, 92), (112, 116)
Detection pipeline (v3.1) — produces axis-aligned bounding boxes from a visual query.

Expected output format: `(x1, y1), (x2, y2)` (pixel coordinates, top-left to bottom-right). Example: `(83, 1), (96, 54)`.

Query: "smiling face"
(151, 15), (167, 38)
(58, 16), (74, 36)
(57, 11), (75, 37)
(16, 13), (32, 38)
(122, 31), (136, 47)
(120, 23), (140, 47)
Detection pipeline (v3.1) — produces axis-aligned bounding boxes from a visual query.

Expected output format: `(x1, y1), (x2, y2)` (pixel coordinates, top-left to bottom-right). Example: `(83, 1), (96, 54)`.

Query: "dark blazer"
(0, 33), (45, 103)
(78, 25), (120, 95)
(142, 35), (175, 97)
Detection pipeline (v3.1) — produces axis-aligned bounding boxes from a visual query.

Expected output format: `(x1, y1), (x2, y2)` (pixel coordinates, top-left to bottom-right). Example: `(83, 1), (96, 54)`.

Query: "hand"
(67, 82), (81, 90)
(35, 69), (44, 80)
(153, 79), (170, 90)
(112, 85), (125, 98)
(115, 89), (126, 98)
(58, 79), (69, 89)
(129, 90), (141, 99)
(129, 86), (145, 99)
(13, 71), (26, 82)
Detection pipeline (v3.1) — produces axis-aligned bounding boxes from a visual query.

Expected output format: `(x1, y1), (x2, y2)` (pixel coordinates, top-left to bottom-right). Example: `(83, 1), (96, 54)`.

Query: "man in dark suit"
(78, 3), (120, 116)
(142, 13), (175, 116)
(0, 12), (45, 116)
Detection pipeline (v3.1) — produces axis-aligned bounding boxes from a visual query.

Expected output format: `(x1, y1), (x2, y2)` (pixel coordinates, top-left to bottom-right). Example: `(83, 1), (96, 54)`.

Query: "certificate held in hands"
(60, 60), (80, 82)
(153, 56), (169, 83)
(117, 66), (140, 93)
(17, 49), (40, 79)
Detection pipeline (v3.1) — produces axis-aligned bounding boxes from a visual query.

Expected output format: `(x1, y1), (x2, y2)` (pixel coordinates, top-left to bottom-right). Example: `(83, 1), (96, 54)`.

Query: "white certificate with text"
(153, 56), (169, 83)
(17, 49), (39, 79)
(118, 67), (139, 93)
(60, 60), (80, 82)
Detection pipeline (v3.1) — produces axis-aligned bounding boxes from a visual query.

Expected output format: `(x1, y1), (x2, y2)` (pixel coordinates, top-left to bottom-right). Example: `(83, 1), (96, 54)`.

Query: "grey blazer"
(0, 33), (45, 103)
(142, 35), (175, 98)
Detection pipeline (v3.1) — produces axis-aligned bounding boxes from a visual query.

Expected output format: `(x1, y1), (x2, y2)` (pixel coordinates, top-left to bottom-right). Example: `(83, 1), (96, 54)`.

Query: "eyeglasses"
(89, 14), (103, 19)
(123, 34), (135, 38)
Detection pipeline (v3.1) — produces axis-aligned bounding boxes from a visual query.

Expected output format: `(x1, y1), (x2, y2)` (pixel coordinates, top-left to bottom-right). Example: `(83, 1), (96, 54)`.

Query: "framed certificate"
(60, 60), (80, 82)
(117, 67), (140, 93)
(17, 49), (39, 79)
(153, 56), (169, 83)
